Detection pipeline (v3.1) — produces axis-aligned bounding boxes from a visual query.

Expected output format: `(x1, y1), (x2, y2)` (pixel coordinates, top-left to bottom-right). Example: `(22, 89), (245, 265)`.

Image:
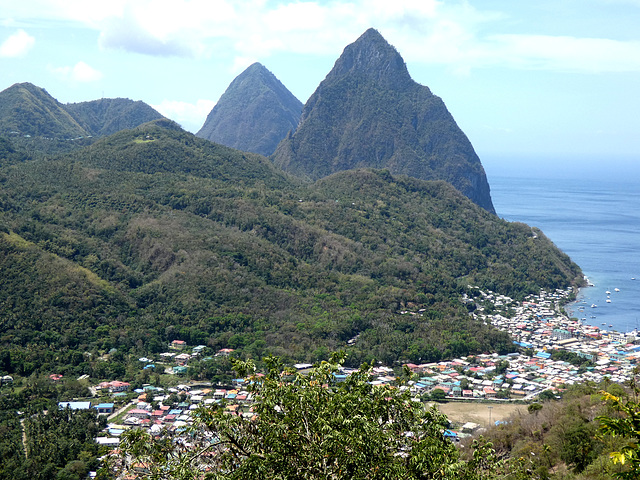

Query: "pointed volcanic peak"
(272, 28), (495, 214)
(197, 62), (303, 157)
(65, 97), (165, 137)
(325, 27), (413, 88)
(0, 82), (86, 138)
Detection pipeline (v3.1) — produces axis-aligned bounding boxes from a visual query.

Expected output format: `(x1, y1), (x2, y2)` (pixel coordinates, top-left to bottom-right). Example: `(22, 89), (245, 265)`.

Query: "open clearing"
(434, 402), (526, 428)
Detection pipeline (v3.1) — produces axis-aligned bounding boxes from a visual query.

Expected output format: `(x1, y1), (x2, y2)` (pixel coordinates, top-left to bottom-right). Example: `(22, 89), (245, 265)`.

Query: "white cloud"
(0, 29), (35, 57)
(151, 98), (217, 133)
(50, 61), (103, 82)
(3, 0), (640, 73)
(487, 34), (640, 73)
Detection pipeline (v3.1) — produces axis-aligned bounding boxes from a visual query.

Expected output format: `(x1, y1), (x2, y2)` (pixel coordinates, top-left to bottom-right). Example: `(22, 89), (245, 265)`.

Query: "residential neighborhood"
(50, 284), (640, 455)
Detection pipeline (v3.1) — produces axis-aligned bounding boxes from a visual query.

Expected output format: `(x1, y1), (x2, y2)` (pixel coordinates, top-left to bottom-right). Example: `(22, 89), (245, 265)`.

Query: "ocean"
(487, 160), (640, 334)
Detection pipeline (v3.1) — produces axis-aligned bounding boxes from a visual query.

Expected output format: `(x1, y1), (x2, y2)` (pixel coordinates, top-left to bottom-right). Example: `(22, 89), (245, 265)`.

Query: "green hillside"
(0, 83), (85, 138)
(0, 122), (582, 378)
(0, 83), (165, 152)
(64, 97), (164, 137)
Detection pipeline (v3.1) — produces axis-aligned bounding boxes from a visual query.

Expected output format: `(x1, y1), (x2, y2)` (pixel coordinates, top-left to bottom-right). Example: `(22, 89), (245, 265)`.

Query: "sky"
(1, 0), (640, 172)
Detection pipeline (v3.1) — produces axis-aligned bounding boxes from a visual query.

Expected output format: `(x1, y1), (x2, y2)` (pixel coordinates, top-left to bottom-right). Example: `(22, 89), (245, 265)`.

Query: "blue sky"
(1, 0), (639, 168)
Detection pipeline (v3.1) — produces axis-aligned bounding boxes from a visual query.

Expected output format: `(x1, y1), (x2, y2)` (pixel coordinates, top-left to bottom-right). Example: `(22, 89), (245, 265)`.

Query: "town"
(50, 284), (640, 452)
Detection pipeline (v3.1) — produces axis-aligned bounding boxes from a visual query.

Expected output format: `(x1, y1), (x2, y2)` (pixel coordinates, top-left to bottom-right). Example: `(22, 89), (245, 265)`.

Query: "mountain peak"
(0, 82), (164, 139)
(272, 28), (495, 214)
(327, 28), (412, 87)
(197, 63), (302, 156)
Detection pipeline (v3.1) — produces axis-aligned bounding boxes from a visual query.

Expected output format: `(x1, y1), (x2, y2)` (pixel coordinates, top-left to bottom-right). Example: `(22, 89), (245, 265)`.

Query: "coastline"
(490, 173), (640, 335)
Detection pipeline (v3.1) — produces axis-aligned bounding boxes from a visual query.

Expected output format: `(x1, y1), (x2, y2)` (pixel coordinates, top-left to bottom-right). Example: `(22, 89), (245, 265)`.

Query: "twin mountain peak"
(1, 28), (494, 213)
(198, 28), (495, 213)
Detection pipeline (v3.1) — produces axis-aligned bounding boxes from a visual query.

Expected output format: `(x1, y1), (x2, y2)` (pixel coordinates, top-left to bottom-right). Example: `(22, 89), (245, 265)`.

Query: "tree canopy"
(111, 353), (467, 479)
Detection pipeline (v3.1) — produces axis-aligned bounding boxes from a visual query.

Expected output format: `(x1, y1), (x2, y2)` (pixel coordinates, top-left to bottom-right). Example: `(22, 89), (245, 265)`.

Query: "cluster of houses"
(66, 286), (640, 454)
(95, 381), (254, 446)
(464, 286), (640, 389)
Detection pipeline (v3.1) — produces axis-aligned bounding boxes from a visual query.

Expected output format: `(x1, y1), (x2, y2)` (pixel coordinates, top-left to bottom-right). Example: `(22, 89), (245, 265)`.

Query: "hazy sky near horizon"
(1, 0), (639, 163)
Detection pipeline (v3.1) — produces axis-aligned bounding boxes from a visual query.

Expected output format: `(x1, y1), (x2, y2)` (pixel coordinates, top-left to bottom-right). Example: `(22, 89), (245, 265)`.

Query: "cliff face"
(197, 63), (303, 157)
(272, 28), (495, 214)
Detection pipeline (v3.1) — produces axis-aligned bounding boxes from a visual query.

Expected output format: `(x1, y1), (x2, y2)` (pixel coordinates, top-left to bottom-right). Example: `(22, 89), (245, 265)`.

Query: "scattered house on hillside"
(483, 387), (496, 398)
(59, 401), (92, 410)
(462, 422), (481, 434)
(293, 363), (313, 373)
(128, 408), (151, 419)
(97, 380), (131, 393)
(175, 353), (191, 365)
(94, 403), (115, 414)
(111, 381), (131, 392)
(171, 340), (186, 350)
(96, 437), (120, 447)
(216, 348), (235, 357)
(332, 373), (347, 383)
(444, 430), (459, 441)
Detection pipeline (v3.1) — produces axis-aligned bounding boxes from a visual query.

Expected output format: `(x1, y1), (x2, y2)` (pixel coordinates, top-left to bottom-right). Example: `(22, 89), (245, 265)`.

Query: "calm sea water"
(488, 162), (640, 333)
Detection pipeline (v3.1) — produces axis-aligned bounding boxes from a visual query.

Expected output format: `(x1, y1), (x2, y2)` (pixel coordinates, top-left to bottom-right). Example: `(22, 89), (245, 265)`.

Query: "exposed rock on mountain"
(272, 28), (495, 213)
(197, 63), (303, 156)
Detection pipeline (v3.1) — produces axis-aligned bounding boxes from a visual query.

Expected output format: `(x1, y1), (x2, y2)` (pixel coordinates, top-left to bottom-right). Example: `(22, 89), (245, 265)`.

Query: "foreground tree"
(110, 353), (468, 479)
(598, 390), (640, 479)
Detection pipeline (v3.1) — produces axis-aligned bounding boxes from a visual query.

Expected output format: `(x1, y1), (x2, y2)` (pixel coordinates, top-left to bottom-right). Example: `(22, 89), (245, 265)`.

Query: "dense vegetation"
(65, 97), (164, 137)
(197, 62), (303, 156)
(113, 355), (466, 479)
(0, 376), (106, 480)
(0, 120), (582, 380)
(272, 28), (495, 213)
(111, 356), (640, 480)
(474, 380), (640, 479)
(0, 82), (163, 139)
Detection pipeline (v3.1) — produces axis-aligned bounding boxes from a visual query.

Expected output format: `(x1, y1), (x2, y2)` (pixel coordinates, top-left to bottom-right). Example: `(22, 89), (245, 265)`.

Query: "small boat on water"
(606, 299), (612, 303)
(606, 291), (611, 295)
(591, 304), (597, 308)
(615, 288), (620, 292)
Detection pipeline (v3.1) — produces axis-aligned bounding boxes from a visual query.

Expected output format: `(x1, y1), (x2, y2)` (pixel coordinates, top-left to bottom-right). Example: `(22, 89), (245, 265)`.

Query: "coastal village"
(52, 284), (640, 451)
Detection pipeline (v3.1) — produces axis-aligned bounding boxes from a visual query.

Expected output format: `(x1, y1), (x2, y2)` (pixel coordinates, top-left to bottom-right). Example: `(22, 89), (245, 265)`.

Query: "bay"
(488, 164), (640, 334)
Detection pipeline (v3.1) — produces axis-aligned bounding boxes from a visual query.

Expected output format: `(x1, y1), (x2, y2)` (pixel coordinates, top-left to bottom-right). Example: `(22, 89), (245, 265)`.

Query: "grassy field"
(434, 401), (526, 428)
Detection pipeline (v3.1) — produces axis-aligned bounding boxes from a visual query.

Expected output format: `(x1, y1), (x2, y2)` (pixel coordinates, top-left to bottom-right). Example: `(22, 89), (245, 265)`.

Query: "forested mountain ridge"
(0, 83), (86, 138)
(64, 97), (165, 137)
(0, 82), (164, 139)
(197, 62), (303, 156)
(272, 28), (496, 214)
(0, 121), (582, 378)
